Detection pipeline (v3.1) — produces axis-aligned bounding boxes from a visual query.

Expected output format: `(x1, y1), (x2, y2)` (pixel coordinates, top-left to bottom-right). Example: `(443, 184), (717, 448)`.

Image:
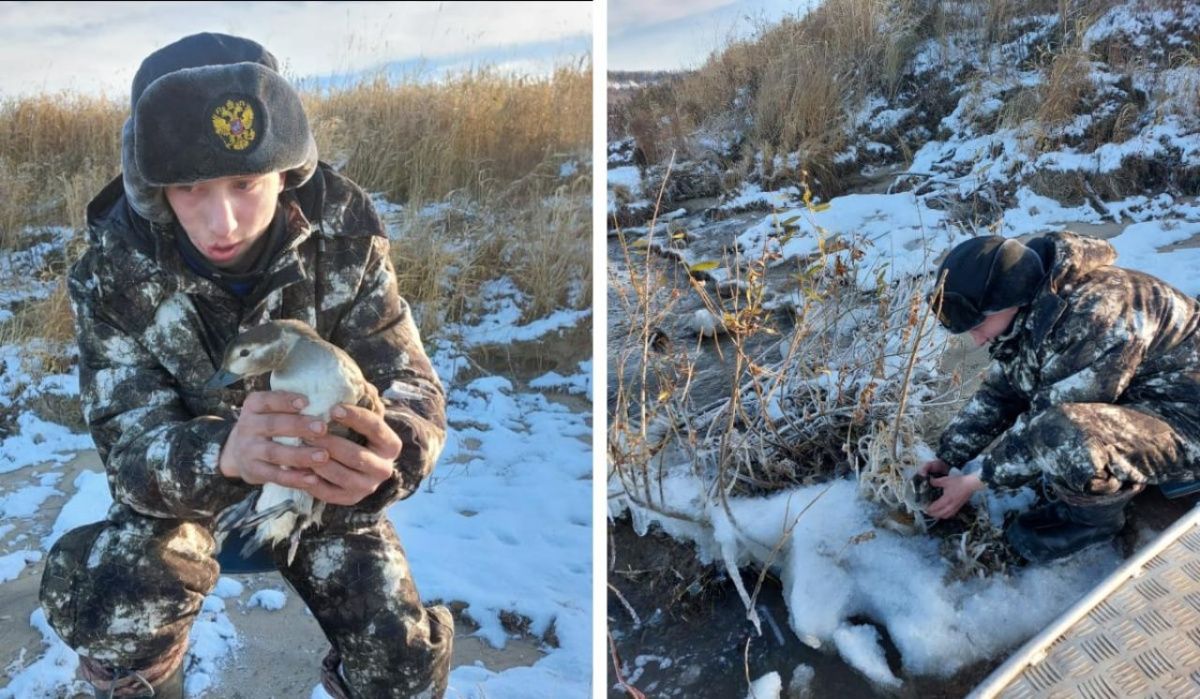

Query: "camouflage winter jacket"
(936, 232), (1200, 489)
(69, 163), (446, 521)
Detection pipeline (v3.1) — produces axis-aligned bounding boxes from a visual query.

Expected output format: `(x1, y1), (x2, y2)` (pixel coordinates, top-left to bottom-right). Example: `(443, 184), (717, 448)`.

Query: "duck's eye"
(239, 349), (250, 357)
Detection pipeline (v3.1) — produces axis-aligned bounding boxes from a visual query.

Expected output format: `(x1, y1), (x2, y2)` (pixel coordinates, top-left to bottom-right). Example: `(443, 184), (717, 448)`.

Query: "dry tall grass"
(0, 64), (592, 352)
(620, 0), (929, 181)
(387, 168), (593, 339)
(0, 94), (124, 245)
(1037, 48), (1095, 125)
(308, 64), (592, 204)
(617, 0), (1132, 190)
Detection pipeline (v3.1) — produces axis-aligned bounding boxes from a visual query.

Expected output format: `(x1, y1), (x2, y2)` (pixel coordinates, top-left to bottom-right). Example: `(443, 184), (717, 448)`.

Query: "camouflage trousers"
(985, 402), (1199, 495)
(40, 504), (453, 699)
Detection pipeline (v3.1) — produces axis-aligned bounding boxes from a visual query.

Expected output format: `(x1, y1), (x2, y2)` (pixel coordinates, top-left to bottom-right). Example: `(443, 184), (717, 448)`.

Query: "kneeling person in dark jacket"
(38, 33), (452, 698)
(919, 232), (1200, 563)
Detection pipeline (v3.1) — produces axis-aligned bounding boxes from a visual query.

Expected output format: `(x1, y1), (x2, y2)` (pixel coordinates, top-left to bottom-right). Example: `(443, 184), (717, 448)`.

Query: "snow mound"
(246, 589), (288, 611)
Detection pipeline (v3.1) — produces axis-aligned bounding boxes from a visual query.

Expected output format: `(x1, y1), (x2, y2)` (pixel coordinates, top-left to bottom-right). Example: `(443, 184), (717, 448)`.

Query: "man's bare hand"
(218, 391), (329, 488)
(303, 404), (402, 507)
(926, 473), (985, 519)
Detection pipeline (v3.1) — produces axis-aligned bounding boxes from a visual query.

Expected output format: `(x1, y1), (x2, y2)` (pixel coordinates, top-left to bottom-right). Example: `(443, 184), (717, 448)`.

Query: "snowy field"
(0, 225), (592, 697)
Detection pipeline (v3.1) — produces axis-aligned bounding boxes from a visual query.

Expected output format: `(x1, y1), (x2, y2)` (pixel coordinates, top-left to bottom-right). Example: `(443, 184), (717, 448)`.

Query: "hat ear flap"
(282, 138), (318, 191)
(938, 291), (983, 334)
(120, 118), (174, 224)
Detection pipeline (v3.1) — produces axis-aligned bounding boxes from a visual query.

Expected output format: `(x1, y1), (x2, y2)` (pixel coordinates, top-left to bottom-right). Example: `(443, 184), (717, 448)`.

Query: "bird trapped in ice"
(207, 319), (384, 565)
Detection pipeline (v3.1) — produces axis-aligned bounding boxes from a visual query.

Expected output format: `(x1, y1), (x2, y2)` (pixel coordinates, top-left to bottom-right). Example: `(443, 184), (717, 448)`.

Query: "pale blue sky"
(608, 0), (817, 72)
(0, 1), (592, 98)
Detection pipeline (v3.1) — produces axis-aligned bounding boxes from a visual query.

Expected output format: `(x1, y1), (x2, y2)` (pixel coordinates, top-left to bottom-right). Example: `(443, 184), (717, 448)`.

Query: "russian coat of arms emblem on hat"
(211, 98), (257, 151)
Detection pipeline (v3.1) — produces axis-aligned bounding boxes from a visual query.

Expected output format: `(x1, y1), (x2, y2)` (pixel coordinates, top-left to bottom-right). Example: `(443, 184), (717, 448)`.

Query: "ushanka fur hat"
(933, 236), (1048, 333)
(122, 33), (318, 223)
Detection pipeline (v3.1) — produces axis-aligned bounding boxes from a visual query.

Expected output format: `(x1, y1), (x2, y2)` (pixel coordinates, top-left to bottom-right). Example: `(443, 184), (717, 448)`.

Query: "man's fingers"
(258, 440), (327, 470)
(304, 480), (352, 506)
(927, 498), (954, 520)
(315, 434), (370, 471)
(308, 460), (379, 498)
(928, 489), (971, 520)
(303, 473), (369, 507)
(332, 405), (401, 455)
(309, 433), (393, 478)
(242, 460), (313, 490)
(243, 391), (308, 414)
(256, 414), (326, 440)
(270, 465), (319, 490)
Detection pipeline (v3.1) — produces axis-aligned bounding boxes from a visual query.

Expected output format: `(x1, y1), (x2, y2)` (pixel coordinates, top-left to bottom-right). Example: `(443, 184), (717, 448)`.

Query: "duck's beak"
(205, 369), (242, 390)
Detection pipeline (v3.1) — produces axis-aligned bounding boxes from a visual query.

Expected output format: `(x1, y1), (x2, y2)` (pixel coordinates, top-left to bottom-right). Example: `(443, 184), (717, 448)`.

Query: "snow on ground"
(745, 670), (783, 699)
(613, 476), (1121, 686)
(0, 474), (60, 519)
(42, 469), (109, 550)
(832, 625), (900, 688)
(246, 589), (288, 611)
(0, 352), (90, 474)
(1036, 117), (1200, 172)
(392, 347), (592, 698)
(735, 191), (961, 289)
(1108, 220), (1200, 296)
(1082, 3), (1200, 50)
(0, 227), (70, 319)
(0, 412), (94, 474)
(0, 550), (41, 583)
(212, 577), (245, 599)
(719, 184), (800, 212)
(530, 360), (592, 396)
(1, 469), (243, 699)
(184, 596), (241, 697)
(0, 609), (90, 698)
(446, 277), (591, 348)
(608, 165), (646, 214)
(0, 296), (592, 697)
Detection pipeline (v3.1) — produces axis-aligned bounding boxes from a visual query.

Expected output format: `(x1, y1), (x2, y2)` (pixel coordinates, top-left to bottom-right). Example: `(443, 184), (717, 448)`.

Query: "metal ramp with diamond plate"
(969, 504), (1200, 699)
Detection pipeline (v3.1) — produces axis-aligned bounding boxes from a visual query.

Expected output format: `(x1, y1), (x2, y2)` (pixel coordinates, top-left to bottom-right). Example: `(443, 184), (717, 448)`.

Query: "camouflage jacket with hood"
(69, 162), (446, 521)
(936, 231), (1200, 489)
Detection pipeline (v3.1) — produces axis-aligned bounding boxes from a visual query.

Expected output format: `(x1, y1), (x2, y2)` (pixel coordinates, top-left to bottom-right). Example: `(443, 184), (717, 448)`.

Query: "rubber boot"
(86, 661), (183, 699)
(149, 662), (184, 699)
(1006, 488), (1137, 564)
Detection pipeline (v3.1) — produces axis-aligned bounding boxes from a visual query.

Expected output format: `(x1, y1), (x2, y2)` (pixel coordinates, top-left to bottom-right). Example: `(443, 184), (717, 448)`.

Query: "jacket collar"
(153, 195), (313, 300)
(84, 177), (318, 336)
